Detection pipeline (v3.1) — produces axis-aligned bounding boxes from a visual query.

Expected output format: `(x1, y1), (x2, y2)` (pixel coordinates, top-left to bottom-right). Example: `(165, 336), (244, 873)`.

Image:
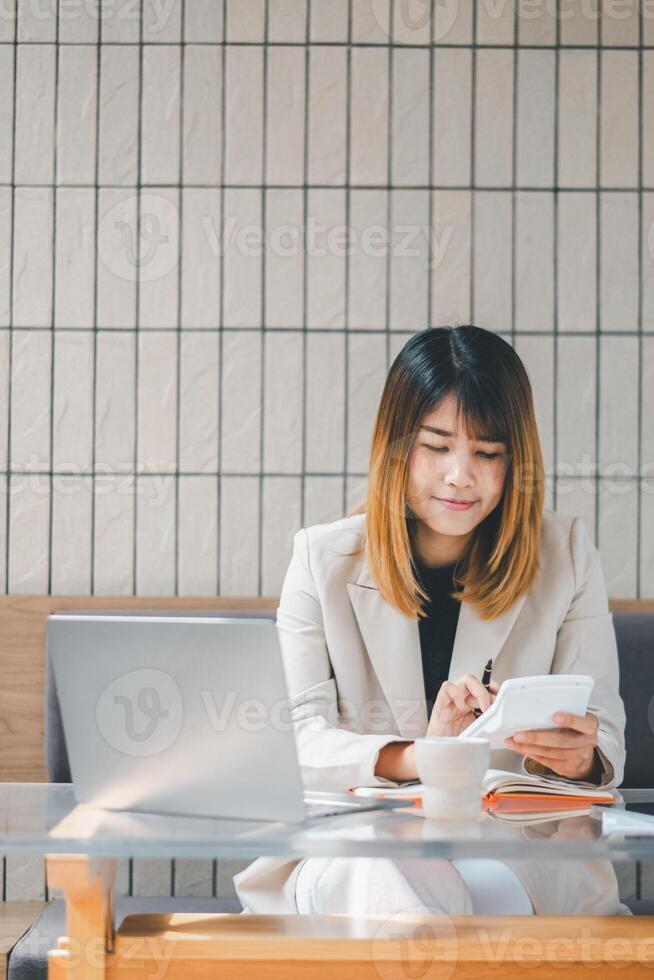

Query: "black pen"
(472, 658), (494, 718)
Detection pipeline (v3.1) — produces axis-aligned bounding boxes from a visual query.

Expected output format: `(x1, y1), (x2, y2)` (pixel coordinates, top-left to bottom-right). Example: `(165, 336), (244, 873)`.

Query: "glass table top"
(3, 784), (654, 861)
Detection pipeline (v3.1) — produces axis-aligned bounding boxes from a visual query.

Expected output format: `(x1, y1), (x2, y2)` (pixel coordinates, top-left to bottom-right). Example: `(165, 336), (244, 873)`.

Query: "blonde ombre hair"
(342, 325), (544, 621)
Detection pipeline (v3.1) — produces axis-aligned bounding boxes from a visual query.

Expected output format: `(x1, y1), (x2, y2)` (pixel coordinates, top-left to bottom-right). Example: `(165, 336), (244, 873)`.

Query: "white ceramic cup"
(414, 736), (490, 821)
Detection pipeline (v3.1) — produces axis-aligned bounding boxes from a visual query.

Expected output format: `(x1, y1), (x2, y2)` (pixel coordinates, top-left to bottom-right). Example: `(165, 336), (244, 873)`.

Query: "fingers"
(552, 711), (598, 735)
(510, 728), (594, 749)
(456, 673), (493, 712)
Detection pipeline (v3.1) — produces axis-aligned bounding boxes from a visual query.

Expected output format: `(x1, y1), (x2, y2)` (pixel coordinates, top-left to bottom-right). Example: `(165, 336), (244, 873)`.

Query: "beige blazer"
(233, 509), (630, 916)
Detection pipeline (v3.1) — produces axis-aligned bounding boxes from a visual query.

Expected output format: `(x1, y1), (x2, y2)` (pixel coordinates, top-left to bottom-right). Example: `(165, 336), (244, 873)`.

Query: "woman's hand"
(504, 711), (599, 780)
(427, 675), (498, 737)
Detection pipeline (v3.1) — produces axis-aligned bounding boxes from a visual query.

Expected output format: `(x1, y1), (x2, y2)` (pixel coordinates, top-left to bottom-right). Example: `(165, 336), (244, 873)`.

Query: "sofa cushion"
(8, 895), (243, 980)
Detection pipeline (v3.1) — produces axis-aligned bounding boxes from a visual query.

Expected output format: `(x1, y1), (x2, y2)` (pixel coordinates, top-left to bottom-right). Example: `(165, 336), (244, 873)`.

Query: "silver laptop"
(47, 612), (412, 823)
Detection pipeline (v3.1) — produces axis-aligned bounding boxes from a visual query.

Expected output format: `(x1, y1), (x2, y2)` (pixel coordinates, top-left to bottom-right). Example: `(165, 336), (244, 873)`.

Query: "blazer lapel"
(347, 551), (529, 738)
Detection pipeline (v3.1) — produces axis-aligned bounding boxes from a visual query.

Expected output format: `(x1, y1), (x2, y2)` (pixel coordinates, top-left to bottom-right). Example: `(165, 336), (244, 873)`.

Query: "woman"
(234, 324), (629, 917)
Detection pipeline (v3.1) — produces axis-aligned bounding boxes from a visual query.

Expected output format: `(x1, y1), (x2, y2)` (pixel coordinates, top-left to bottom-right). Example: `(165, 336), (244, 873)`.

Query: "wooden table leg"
(45, 855), (116, 980)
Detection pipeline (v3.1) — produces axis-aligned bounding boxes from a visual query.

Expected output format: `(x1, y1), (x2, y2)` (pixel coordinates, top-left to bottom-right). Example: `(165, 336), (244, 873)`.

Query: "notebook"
(349, 767), (618, 817)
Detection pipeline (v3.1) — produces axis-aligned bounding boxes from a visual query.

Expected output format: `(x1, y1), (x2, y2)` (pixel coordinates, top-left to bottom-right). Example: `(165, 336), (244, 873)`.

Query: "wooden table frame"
(46, 854), (654, 979)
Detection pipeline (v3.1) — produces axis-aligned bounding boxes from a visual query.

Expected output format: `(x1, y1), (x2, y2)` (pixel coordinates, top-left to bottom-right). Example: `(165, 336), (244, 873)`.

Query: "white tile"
(217, 858), (251, 898)
(265, 189), (304, 327)
(516, 50), (555, 187)
(346, 473), (369, 512)
(389, 190), (429, 330)
(0, 188), (12, 326)
(642, 490), (654, 598)
(269, 0), (307, 41)
(0, 48), (14, 183)
(219, 476), (259, 594)
(599, 335), (639, 475)
(433, 1), (472, 44)
(643, 193), (654, 331)
(185, 0), (224, 41)
(348, 189), (388, 329)
(517, 1), (557, 44)
(643, 338), (654, 496)
(138, 188), (181, 329)
(181, 187), (221, 328)
(137, 331), (177, 473)
(471, 191), (511, 330)
(351, 48), (389, 186)
(515, 192), (554, 332)
(476, 0), (515, 43)
(53, 331), (94, 472)
(263, 331), (303, 473)
(220, 331), (262, 473)
(431, 190), (472, 326)
(556, 335), (597, 477)
(12, 188), (53, 328)
(100, 0), (141, 42)
(304, 475), (346, 525)
(58, 0), (99, 42)
(98, 46), (139, 186)
(392, 49), (429, 186)
(177, 476), (218, 596)
(223, 188), (262, 328)
(307, 46), (347, 185)
(552, 481), (596, 545)
(95, 332), (135, 471)
(352, 0), (390, 43)
(347, 333), (387, 472)
(4, 857), (45, 900)
(261, 476), (301, 594)
(54, 188), (95, 329)
(600, 192), (639, 332)
(17, 0), (55, 40)
(513, 335), (555, 476)
(93, 474), (135, 595)
(0, 0), (15, 41)
(0, 474), (5, 592)
(474, 50), (514, 188)
(266, 46), (305, 185)
(306, 189), (346, 328)
(143, 0), (182, 42)
(601, 51), (639, 188)
(432, 49), (472, 187)
(560, 1), (599, 45)
(51, 476), (92, 593)
(173, 859), (214, 897)
(14, 44), (55, 183)
(0, 331), (8, 469)
(598, 480), (638, 598)
(8, 475), (50, 592)
(391, 0), (432, 44)
(10, 330), (51, 470)
(131, 860), (173, 896)
(305, 332), (344, 473)
(183, 46), (222, 185)
(225, 46), (263, 184)
(135, 474), (176, 594)
(558, 51), (597, 189)
(644, 53), (654, 190)
(57, 46), (97, 185)
(601, 0), (640, 45)
(142, 46), (181, 184)
(557, 192), (597, 333)
(96, 189), (137, 329)
(226, 0), (265, 41)
(310, 0), (349, 41)
(179, 332), (219, 472)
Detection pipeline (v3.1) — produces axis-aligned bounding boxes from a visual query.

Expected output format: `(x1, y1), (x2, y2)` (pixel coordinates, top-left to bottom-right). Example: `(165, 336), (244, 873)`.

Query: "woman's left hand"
(504, 711), (599, 780)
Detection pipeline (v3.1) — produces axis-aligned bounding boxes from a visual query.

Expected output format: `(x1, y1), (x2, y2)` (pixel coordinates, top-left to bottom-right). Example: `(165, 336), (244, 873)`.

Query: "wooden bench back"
(0, 595), (650, 781)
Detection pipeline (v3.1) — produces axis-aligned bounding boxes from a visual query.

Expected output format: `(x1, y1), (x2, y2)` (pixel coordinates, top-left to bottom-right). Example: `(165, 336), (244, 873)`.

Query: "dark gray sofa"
(7, 609), (654, 977)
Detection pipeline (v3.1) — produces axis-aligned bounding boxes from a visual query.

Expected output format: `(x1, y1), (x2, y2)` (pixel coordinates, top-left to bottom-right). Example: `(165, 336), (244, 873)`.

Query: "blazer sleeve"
(275, 527), (412, 792)
(522, 516), (626, 788)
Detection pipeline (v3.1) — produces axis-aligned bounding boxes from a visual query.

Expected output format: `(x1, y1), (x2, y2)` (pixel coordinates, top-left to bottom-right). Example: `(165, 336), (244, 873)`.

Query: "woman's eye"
(422, 445), (499, 460)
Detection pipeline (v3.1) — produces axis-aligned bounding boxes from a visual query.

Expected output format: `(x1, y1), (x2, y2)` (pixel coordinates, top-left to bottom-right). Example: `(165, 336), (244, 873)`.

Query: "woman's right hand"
(426, 675), (498, 737)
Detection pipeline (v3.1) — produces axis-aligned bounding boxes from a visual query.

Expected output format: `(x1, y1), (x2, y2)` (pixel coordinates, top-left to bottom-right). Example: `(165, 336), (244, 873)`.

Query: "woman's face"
(406, 394), (510, 539)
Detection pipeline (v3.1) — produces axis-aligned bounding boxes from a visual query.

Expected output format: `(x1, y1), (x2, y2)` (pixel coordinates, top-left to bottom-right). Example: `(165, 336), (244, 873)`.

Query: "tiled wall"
(1, 0), (653, 901)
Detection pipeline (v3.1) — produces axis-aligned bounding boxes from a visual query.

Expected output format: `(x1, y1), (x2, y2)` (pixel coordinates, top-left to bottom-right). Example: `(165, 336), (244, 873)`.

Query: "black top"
(413, 551), (463, 719)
